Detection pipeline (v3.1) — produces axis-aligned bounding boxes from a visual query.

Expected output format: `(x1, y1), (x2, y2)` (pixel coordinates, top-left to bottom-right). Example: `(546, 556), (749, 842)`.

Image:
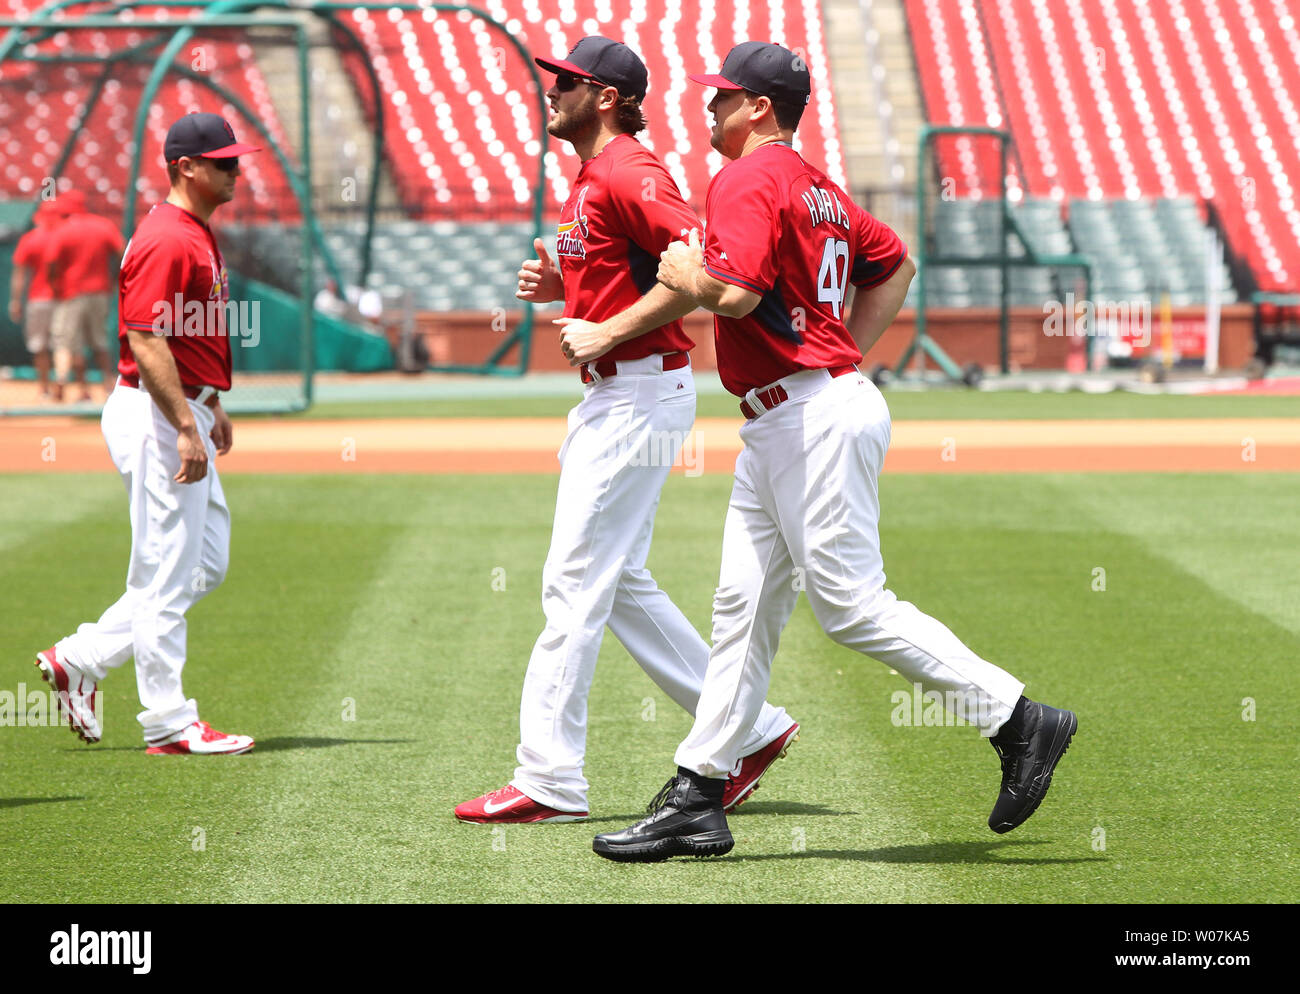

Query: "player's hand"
(517, 238), (564, 303)
(210, 402), (233, 456)
(657, 228), (704, 297)
(174, 425), (209, 484)
(6, 300), (20, 323)
(554, 317), (614, 365)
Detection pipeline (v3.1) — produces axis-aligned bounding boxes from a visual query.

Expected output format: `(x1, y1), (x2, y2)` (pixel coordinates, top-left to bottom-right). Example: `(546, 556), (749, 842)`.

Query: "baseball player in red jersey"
(594, 43), (1077, 861)
(8, 200), (60, 400)
(34, 112), (258, 756)
(45, 189), (125, 402)
(456, 37), (798, 825)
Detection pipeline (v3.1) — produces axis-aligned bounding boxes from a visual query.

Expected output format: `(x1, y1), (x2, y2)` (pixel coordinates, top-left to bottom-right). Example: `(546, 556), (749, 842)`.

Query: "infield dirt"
(3, 416), (1298, 473)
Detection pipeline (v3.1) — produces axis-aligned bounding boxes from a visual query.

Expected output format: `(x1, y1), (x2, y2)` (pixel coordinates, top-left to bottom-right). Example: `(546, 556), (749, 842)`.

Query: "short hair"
(167, 160), (181, 185)
(613, 94), (647, 135)
(769, 97), (806, 132)
(742, 90), (806, 132)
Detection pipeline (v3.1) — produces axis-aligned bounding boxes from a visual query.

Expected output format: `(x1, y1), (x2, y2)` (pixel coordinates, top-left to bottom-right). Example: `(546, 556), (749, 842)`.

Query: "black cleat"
(593, 768), (734, 863)
(988, 697), (1077, 834)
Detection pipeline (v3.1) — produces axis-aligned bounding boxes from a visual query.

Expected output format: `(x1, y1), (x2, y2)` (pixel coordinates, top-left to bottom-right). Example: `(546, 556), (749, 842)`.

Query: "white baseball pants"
(56, 384), (230, 743)
(676, 369), (1025, 778)
(513, 358), (792, 811)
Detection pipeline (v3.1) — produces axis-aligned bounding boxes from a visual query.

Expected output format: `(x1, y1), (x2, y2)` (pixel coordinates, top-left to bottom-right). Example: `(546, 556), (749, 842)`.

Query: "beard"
(547, 92), (599, 143)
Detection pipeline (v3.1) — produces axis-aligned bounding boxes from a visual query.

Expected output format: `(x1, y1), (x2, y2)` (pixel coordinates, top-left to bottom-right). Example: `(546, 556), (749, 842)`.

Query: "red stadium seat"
(3, 2), (846, 229)
(0, 2), (297, 222)
(903, 0), (1300, 291)
(337, 0), (847, 220)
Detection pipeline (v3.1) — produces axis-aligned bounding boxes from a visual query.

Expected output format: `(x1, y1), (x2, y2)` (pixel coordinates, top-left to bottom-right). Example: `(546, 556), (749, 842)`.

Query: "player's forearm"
(847, 256), (915, 355)
(685, 269), (758, 318)
(127, 330), (197, 433)
(9, 269), (27, 308)
(604, 283), (698, 344)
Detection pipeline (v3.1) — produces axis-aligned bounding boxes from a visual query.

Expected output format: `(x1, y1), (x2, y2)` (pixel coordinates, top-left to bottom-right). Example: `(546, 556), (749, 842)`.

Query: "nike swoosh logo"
(483, 793), (530, 815)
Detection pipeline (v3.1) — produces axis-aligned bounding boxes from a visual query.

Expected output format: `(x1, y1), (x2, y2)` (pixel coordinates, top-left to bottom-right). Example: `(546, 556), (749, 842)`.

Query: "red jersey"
(12, 222), (57, 301)
(555, 133), (698, 361)
(703, 143), (908, 396)
(48, 212), (125, 299)
(118, 202), (232, 391)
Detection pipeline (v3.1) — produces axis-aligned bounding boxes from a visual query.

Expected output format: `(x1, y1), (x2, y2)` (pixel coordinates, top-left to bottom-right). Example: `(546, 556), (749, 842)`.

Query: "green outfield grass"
(283, 389), (1300, 422)
(2, 471), (1296, 903)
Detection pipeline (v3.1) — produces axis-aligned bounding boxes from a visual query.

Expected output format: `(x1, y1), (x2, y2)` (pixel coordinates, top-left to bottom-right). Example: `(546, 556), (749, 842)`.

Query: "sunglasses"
(170, 155), (240, 172)
(555, 73), (605, 93)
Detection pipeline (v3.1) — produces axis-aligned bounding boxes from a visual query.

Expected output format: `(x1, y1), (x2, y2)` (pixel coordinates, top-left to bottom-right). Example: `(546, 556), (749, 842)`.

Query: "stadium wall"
(415, 307), (1256, 374)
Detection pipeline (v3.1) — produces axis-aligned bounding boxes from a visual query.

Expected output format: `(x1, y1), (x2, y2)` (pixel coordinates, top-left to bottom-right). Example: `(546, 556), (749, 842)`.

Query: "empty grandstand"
(2, 0), (1295, 400)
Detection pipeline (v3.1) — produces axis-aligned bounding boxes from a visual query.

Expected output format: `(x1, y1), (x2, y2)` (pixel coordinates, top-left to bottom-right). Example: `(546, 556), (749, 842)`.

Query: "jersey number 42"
(817, 237), (850, 320)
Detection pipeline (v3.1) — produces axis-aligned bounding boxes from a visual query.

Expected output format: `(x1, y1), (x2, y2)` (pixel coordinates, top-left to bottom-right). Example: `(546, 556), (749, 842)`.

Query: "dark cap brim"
(534, 56), (601, 81)
(688, 72), (745, 89)
(200, 142), (262, 157)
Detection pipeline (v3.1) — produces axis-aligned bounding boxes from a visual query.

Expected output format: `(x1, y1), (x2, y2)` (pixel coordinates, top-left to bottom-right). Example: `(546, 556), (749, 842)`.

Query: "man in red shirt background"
(45, 188), (124, 402)
(8, 200), (60, 400)
(36, 112), (258, 756)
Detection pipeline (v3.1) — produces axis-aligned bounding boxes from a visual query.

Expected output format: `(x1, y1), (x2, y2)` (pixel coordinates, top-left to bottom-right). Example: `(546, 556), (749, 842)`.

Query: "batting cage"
(0, 1), (549, 415)
(905, 124), (1093, 383)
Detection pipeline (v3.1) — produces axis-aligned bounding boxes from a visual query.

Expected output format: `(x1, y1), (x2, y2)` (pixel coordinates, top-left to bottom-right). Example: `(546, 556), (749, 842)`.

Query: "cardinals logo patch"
(207, 251), (229, 302)
(556, 185), (590, 259)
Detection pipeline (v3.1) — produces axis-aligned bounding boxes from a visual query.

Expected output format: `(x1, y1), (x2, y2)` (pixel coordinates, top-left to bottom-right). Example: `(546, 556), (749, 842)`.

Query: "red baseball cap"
(49, 189), (87, 216)
(164, 112), (261, 161)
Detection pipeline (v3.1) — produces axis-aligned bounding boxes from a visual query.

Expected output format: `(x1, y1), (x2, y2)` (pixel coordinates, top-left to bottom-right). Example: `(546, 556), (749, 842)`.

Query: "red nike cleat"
(723, 721), (800, 810)
(34, 645), (102, 744)
(455, 784), (587, 824)
(146, 720), (254, 755)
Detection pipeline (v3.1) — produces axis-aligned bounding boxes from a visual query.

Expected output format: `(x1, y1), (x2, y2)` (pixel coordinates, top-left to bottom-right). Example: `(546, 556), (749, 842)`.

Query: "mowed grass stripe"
(192, 476), (558, 902)
(187, 474), (940, 902)
(0, 477), (424, 902)
(165, 477), (511, 903)
(0, 473), (120, 554)
(181, 473), (951, 902)
(862, 475), (1299, 902)
(4, 473), (1296, 902)
(1053, 473), (1300, 636)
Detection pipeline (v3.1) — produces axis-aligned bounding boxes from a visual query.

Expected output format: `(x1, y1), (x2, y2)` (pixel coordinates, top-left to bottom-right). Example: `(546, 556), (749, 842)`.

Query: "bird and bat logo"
(556, 185), (590, 259)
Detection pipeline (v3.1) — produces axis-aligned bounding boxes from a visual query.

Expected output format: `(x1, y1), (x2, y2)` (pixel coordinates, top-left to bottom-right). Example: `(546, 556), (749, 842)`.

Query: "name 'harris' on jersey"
(702, 143), (909, 397)
(553, 133), (696, 363)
